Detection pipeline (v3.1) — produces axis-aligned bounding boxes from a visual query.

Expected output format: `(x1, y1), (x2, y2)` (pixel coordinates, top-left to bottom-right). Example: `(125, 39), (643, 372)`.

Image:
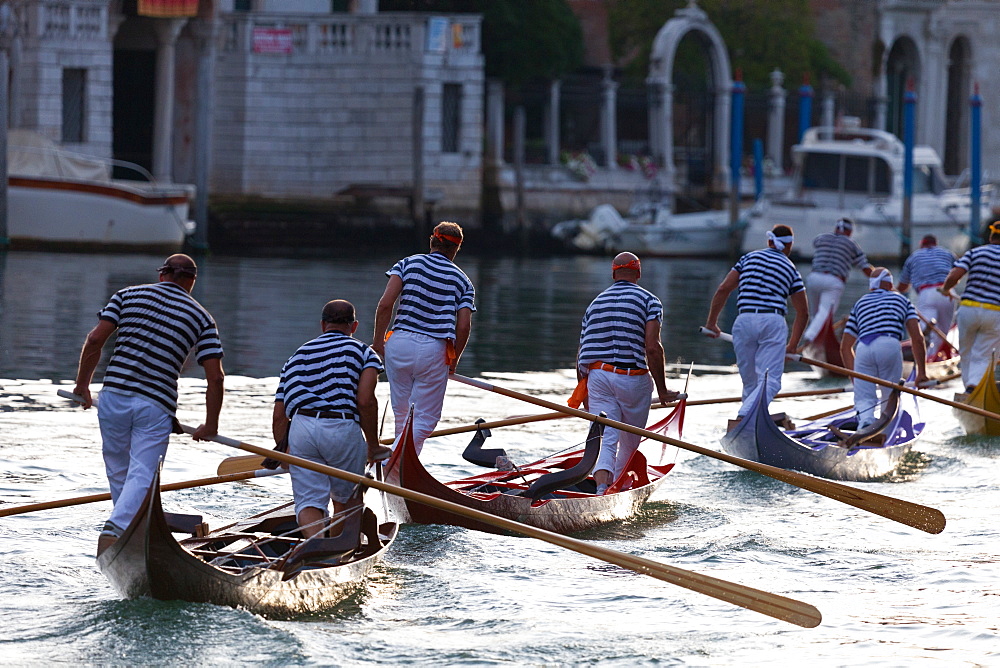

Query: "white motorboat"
(740, 121), (996, 260)
(551, 202), (735, 257)
(6, 130), (194, 252)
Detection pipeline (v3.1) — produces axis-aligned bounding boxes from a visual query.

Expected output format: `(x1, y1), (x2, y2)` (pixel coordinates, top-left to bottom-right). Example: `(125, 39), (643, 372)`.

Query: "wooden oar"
(216, 386), (851, 476)
(199, 431), (822, 626)
(56, 390), (823, 628)
(449, 374), (945, 535)
(789, 354), (1000, 423)
(0, 468), (285, 518)
(915, 310), (953, 350)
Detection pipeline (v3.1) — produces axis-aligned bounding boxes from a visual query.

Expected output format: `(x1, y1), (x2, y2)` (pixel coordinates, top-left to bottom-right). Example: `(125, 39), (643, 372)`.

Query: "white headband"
(835, 218), (852, 232)
(870, 270), (893, 289)
(767, 231), (794, 251)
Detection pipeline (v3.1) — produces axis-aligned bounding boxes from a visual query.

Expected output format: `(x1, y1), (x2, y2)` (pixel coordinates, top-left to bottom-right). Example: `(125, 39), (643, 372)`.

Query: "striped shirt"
(811, 233), (870, 280)
(578, 281), (662, 369)
(900, 246), (956, 291)
(732, 248), (805, 315)
(387, 252), (476, 340)
(954, 243), (1000, 306)
(276, 331), (384, 418)
(98, 282), (224, 414)
(844, 289), (917, 340)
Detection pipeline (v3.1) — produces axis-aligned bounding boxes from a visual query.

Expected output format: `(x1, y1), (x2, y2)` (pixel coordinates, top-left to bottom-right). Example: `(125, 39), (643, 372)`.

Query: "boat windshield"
(799, 151), (946, 197)
(801, 153), (892, 196)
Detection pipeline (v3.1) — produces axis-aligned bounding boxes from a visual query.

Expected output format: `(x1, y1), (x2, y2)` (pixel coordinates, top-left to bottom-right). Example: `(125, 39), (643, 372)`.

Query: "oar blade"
(217, 454), (266, 476)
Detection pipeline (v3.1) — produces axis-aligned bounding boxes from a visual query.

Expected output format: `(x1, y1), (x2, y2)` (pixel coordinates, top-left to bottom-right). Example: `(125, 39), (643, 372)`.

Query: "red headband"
(612, 259), (641, 272)
(434, 231), (462, 245)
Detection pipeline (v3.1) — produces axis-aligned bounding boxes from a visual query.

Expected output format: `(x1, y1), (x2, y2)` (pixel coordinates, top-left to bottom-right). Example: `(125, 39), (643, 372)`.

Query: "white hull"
(553, 203), (733, 257)
(9, 177), (193, 251)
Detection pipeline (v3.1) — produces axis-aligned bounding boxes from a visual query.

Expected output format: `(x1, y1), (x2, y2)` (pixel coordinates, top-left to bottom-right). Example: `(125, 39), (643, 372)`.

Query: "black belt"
(739, 308), (783, 314)
(295, 408), (356, 421)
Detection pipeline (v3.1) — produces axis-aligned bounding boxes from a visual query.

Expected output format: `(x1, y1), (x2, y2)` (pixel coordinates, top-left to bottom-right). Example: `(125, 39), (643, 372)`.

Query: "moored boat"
(721, 379), (924, 481)
(953, 361), (1000, 436)
(384, 398), (686, 535)
(7, 130), (194, 252)
(551, 202), (733, 258)
(740, 122), (995, 260)
(97, 468), (397, 616)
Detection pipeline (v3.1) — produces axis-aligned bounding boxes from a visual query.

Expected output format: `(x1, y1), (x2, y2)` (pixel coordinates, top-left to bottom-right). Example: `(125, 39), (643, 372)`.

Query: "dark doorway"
(944, 37), (971, 177)
(885, 37), (920, 140)
(113, 49), (156, 179)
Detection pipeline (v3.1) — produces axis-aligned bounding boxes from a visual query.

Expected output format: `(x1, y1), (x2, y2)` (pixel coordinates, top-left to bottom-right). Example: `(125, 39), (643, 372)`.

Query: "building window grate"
(442, 83), (461, 153)
(62, 68), (86, 143)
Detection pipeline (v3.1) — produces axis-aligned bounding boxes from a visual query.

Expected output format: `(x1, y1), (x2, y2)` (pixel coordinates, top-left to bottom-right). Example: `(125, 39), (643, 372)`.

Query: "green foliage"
(380, 0), (584, 90)
(608, 0), (851, 91)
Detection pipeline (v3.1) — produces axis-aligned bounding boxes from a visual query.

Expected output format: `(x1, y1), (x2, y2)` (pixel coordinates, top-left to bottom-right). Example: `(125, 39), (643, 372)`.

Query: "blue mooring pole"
(970, 83), (983, 246)
(902, 81), (916, 260)
(798, 76), (814, 142)
(753, 138), (764, 201)
(729, 74), (745, 224)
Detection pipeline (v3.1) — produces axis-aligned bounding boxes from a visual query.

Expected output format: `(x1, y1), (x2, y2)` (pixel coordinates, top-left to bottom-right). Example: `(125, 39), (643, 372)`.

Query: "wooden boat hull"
(721, 382), (923, 481)
(953, 362), (1000, 436)
(384, 403), (682, 535)
(97, 472), (397, 616)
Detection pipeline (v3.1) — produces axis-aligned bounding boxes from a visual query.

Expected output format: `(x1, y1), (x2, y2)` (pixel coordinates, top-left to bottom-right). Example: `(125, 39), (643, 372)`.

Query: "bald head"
(157, 253), (198, 291)
(612, 252), (641, 282)
(321, 299), (358, 334)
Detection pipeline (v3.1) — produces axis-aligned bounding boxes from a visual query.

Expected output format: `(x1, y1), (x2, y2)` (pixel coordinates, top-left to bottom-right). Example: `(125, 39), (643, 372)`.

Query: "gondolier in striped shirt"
(704, 225), (808, 425)
(940, 222), (1000, 390)
(841, 268), (927, 429)
(373, 221), (476, 455)
(573, 252), (679, 495)
(896, 234), (957, 356)
(72, 254), (225, 553)
(274, 300), (391, 538)
(800, 218), (873, 347)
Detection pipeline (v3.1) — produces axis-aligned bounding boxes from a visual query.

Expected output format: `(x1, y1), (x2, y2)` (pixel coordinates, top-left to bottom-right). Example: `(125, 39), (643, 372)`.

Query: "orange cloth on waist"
(445, 339), (458, 366)
(567, 362), (648, 408)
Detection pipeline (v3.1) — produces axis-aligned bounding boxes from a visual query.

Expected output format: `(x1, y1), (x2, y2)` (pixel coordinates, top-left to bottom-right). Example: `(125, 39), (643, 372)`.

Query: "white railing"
(220, 12), (480, 59)
(37, 1), (105, 41)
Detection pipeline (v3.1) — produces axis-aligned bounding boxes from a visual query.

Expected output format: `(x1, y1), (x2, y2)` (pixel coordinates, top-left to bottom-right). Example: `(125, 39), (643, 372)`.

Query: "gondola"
(953, 359), (1000, 436)
(805, 313), (959, 381)
(383, 398), (686, 535)
(97, 467), (398, 616)
(721, 377), (924, 481)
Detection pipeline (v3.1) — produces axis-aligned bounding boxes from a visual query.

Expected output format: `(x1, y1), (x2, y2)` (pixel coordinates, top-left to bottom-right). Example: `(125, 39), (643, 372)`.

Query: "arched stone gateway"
(646, 1), (731, 207)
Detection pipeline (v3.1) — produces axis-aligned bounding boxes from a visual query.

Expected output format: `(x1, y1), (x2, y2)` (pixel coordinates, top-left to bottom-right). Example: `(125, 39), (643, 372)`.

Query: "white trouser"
(957, 304), (1000, 388)
(733, 313), (788, 417)
(97, 389), (173, 534)
(289, 414), (366, 515)
(803, 272), (845, 342)
(586, 369), (652, 482)
(385, 329), (449, 456)
(853, 336), (903, 428)
(916, 287), (956, 355)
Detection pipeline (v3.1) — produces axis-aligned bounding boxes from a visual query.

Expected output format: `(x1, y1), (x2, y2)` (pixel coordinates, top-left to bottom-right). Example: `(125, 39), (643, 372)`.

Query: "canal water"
(0, 250), (997, 666)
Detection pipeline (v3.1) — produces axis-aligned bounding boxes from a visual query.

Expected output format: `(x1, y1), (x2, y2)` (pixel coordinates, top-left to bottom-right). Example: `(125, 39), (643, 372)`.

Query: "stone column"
(822, 90), (835, 128)
(545, 79), (561, 166)
(600, 67), (618, 168)
(190, 18), (218, 250)
(714, 79), (732, 193)
(351, 0), (378, 14)
(649, 79), (675, 202)
(485, 79), (504, 166)
(767, 69), (786, 174)
(152, 18), (186, 183)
